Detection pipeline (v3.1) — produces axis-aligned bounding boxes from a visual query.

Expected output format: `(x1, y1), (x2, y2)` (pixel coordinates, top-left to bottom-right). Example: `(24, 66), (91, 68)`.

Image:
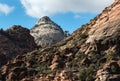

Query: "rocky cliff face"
(0, 0), (120, 81)
(30, 16), (65, 47)
(84, 0), (120, 54)
(0, 25), (36, 67)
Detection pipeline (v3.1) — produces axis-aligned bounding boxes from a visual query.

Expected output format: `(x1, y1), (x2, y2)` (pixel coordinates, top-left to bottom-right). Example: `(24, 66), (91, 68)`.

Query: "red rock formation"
(0, 0), (120, 81)
(0, 25), (36, 67)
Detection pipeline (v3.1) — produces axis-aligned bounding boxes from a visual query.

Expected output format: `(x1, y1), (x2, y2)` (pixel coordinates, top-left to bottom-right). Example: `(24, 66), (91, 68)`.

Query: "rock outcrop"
(0, 25), (36, 67)
(30, 16), (65, 47)
(95, 61), (120, 81)
(6, 25), (36, 52)
(65, 0), (120, 55)
(84, 0), (120, 54)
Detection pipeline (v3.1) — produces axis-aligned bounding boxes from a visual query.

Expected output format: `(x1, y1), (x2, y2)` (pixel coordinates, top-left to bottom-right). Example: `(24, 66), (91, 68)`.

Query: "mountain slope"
(0, 25), (36, 67)
(30, 16), (65, 47)
(0, 0), (120, 81)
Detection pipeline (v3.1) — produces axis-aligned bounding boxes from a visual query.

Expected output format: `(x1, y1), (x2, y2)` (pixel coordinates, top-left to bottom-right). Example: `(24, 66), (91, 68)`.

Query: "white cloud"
(74, 14), (81, 19)
(74, 14), (88, 19)
(0, 3), (14, 15)
(20, 0), (114, 18)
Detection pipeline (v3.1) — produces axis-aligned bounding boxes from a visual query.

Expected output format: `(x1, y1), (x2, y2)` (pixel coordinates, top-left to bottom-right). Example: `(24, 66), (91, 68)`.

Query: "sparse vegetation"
(80, 33), (88, 39)
(0, 1), (120, 81)
(64, 30), (70, 37)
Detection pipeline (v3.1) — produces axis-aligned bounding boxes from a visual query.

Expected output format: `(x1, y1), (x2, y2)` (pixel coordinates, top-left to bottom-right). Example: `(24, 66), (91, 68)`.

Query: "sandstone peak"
(30, 16), (65, 47)
(36, 16), (55, 26)
(38, 16), (51, 23)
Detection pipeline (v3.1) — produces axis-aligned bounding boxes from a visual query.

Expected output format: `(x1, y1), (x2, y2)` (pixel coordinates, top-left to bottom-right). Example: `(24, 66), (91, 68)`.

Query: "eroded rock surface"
(30, 16), (65, 47)
(0, 25), (36, 67)
(0, 0), (120, 81)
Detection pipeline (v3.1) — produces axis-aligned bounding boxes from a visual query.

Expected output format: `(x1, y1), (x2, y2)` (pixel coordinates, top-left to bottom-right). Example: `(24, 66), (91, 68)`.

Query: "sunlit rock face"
(30, 16), (65, 47)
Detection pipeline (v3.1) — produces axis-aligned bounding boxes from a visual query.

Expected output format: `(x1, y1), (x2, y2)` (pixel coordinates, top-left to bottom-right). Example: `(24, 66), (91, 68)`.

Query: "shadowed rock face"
(30, 16), (65, 47)
(0, 25), (36, 67)
(6, 25), (36, 52)
(0, 0), (120, 81)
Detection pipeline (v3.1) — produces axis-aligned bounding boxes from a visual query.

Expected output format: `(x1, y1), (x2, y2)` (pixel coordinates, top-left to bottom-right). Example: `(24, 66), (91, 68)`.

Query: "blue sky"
(0, 0), (114, 33)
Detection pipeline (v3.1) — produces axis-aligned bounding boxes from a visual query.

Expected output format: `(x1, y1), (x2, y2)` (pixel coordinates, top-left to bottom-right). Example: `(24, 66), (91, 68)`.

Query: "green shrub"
(111, 65), (117, 73)
(80, 34), (88, 39)
(107, 51), (119, 61)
